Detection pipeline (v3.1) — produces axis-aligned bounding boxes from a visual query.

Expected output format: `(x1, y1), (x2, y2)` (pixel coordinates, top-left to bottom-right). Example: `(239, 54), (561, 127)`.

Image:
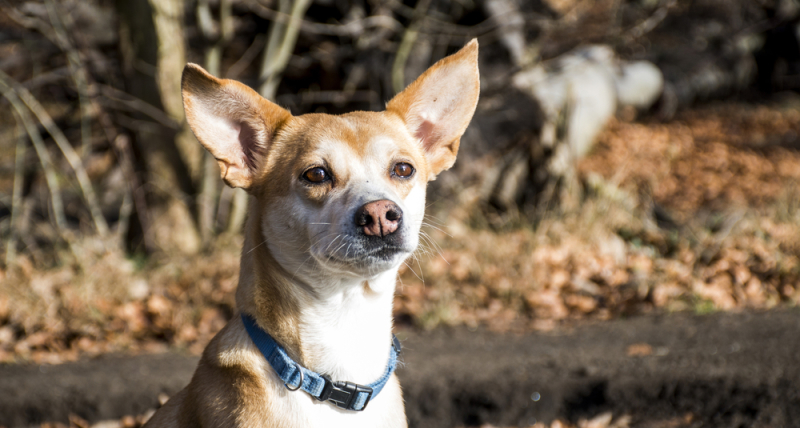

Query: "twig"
(247, 0), (403, 37)
(19, 198), (46, 265)
(45, 0), (92, 166)
(276, 89), (378, 105)
(99, 84), (179, 129)
(387, 0), (535, 38)
(4, 94), (67, 233)
(392, 0), (431, 94)
(258, 0), (313, 98)
(21, 66), (71, 90)
(215, 185), (235, 231)
(1, 3), (56, 40)
(251, 0), (521, 40)
(623, 0), (677, 42)
(0, 69), (109, 236)
(116, 183), (133, 251)
(113, 134), (155, 252)
(226, 34), (266, 79)
(6, 117), (27, 265)
(197, 0), (234, 242)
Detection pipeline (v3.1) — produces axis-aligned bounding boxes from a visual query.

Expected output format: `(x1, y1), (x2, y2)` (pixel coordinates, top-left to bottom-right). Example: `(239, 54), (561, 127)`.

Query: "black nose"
(354, 200), (403, 238)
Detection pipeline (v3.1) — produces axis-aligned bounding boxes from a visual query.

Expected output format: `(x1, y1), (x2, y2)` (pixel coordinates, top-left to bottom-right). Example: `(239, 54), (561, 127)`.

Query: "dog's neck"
(236, 206), (397, 385)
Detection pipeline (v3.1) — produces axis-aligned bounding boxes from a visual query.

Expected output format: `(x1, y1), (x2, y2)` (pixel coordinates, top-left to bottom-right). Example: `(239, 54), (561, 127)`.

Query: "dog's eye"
(392, 162), (414, 178)
(303, 167), (330, 183)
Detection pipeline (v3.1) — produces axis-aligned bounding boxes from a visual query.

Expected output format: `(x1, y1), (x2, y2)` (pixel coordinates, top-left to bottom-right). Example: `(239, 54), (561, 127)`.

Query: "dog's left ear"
(182, 64), (291, 189)
(387, 39), (480, 180)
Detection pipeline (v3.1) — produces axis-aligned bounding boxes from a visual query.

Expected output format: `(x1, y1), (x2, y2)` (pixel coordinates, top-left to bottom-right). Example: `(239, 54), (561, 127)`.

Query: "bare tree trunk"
(115, 0), (200, 254)
(149, 0), (203, 181)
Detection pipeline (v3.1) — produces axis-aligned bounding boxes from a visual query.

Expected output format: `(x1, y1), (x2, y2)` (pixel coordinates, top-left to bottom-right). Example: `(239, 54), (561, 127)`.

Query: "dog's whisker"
(324, 234), (343, 253)
(293, 253), (320, 281)
(419, 231), (446, 260)
(246, 238), (269, 255)
(333, 240), (348, 255)
(403, 260), (424, 283)
(415, 253), (425, 283)
(421, 222), (452, 238)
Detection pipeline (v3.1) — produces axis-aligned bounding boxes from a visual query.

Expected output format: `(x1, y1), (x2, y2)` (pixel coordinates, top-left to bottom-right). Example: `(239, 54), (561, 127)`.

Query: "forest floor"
(1, 98), (800, 427)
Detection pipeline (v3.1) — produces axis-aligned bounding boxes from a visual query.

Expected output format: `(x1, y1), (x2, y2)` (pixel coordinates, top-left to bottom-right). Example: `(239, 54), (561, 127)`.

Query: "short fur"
(145, 40), (479, 428)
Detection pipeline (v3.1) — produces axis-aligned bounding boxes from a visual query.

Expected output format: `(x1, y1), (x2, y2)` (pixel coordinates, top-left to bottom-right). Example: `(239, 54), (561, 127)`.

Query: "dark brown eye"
(393, 162), (414, 178)
(303, 167), (329, 183)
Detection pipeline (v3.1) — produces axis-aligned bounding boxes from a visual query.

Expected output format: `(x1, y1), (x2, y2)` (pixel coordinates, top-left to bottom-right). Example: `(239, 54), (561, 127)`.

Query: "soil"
(1, 309), (799, 428)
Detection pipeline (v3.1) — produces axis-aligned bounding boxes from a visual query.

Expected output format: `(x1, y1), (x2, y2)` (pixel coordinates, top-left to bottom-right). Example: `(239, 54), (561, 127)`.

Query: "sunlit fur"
(145, 40), (479, 428)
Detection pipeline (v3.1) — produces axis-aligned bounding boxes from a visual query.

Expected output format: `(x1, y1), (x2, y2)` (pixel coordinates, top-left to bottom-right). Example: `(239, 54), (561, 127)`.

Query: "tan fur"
(146, 40), (479, 428)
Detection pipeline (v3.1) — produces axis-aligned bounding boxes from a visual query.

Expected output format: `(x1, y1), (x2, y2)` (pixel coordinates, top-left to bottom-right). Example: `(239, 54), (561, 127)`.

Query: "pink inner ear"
(236, 121), (263, 170)
(416, 120), (436, 151)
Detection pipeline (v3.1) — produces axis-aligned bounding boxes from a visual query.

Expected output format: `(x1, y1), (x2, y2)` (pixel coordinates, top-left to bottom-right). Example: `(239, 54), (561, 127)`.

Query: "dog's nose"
(355, 200), (403, 238)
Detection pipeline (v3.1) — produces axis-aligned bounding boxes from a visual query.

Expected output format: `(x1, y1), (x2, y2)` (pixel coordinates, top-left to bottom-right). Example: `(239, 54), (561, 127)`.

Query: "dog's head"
(182, 40), (479, 283)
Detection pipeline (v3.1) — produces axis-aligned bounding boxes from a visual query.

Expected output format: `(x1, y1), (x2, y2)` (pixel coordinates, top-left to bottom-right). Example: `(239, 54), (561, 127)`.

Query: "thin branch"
(21, 66), (71, 90)
(4, 94), (67, 233)
(197, 0), (235, 242)
(247, 0), (403, 37)
(0, 69), (109, 235)
(112, 134), (155, 252)
(116, 180), (133, 251)
(1, 3), (57, 40)
(276, 89), (378, 105)
(99, 84), (180, 129)
(258, 0), (313, 98)
(392, 0), (432, 94)
(6, 117), (27, 264)
(623, 0), (677, 42)
(388, 0), (541, 38)
(45, 0), (92, 164)
(225, 34), (266, 79)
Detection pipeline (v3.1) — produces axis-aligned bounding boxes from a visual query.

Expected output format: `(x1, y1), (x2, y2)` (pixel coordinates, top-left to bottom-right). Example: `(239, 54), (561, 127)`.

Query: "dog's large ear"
(182, 64), (291, 189)
(387, 39), (480, 180)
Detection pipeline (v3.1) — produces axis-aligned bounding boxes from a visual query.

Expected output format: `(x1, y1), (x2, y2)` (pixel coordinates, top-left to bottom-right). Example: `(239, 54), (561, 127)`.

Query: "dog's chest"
(298, 280), (396, 382)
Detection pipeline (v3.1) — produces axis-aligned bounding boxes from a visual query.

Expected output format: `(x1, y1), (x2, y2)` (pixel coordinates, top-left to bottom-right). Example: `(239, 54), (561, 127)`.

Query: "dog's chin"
(315, 246), (412, 278)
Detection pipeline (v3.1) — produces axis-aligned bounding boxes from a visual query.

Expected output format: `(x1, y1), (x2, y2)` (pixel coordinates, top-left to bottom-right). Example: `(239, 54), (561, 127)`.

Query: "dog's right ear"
(182, 64), (291, 189)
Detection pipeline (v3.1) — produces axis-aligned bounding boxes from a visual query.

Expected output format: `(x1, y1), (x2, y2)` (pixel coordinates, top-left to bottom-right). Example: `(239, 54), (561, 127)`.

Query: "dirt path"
(2, 309), (799, 427)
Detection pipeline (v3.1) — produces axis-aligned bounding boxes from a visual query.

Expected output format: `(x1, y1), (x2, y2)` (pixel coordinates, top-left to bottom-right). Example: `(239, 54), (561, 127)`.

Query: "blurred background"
(1, 0), (800, 426)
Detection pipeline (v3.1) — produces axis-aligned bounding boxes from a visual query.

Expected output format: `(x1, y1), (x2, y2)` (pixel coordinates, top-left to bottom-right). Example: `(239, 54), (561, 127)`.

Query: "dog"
(144, 39), (479, 428)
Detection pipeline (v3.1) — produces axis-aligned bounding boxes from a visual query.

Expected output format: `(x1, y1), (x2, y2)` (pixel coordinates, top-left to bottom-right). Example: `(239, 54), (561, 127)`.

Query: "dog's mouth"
(314, 234), (413, 273)
(326, 245), (406, 263)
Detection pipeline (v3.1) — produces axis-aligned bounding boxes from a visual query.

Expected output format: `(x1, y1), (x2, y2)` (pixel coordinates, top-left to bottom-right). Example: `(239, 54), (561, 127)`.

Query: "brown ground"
(2, 309), (798, 428)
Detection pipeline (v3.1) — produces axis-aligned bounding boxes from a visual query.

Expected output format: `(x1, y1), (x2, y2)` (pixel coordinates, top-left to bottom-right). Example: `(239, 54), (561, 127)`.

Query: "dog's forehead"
(289, 111), (413, 156)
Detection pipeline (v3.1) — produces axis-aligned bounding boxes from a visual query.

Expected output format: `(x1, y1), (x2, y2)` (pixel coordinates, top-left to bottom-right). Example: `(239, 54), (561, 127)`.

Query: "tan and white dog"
(144, 39), (479, 428)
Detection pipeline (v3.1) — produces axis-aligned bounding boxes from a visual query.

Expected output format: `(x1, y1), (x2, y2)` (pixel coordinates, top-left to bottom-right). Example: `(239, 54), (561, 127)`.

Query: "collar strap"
(241, 314), (401, 411)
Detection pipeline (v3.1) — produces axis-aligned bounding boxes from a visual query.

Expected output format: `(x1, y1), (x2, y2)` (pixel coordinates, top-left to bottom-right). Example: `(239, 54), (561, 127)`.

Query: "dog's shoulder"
(147, 319), (283, 427)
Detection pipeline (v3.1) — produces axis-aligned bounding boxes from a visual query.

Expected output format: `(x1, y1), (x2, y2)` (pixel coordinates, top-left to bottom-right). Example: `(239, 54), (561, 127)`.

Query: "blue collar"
(241, 314), (401, 411)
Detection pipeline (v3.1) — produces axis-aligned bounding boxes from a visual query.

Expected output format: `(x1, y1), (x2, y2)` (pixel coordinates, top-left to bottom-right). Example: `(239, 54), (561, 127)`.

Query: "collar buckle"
(317, 375), (374, 411)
